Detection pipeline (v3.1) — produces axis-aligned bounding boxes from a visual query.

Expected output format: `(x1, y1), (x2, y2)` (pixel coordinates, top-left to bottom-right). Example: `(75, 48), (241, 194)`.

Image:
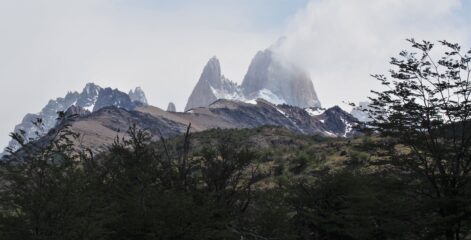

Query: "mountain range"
(3, 83), (148, 154)
(2, 45), (361, 156)
(4, 99), (360, 156)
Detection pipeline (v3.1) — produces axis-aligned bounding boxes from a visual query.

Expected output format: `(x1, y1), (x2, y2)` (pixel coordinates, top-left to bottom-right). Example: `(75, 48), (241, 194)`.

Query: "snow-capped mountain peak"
(3, 83), (145, 155)
(185, 44), (322, 111)
(185, 56), (242, 111)
(76, 83), (102, 112)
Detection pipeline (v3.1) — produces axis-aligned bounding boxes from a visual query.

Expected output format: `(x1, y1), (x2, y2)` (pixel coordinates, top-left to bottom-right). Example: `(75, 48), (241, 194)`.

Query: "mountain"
(2, 83), (147, 154)
(184, 47), (321, 111)
(129, 87), (148, 105)
(9, 99), (360, 154)
(241, 49), (321, 108)
(184, 57), (242, 111)
(318, 106), (360, 137)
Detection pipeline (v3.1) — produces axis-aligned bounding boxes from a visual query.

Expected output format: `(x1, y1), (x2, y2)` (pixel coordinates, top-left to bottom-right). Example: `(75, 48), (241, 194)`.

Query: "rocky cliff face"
(185, 47), (321, 111)
(93, 88), (136, 112)
(184, 57), (242, 111)
(317, 106), (360, 137)
(3, 83), (147, 154)
(167, 102), (176, 112)
(242, 49), (321, 108)
(129, 87), (148, 105)
(76, 83), (102, 111)
(64, 105), (91, 117)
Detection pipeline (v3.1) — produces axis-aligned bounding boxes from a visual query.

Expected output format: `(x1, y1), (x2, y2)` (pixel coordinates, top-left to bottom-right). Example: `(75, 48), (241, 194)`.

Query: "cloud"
(275, 0), (470, 108)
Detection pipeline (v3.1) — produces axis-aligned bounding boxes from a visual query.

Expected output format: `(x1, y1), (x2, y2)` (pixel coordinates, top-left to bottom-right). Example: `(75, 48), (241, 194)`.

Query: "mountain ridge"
(2, 83), (148, 155)
(3, 95), (360, 158)
(9, 99), (360, 155)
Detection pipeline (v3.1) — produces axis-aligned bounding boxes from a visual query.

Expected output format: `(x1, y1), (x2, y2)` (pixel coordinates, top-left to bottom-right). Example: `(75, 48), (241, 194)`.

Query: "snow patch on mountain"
(276, 107), (289, 118)
(341, 117), (353, 137)
(210, 86), (244, 102)
(209, 86), (287, 107)
(255, 89), (286, 105)
(84, 104), (95, 112)
(305, 107), (325, 117)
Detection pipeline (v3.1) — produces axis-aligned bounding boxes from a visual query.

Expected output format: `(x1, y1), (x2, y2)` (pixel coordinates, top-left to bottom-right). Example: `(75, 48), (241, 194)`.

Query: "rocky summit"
(93, 88), (136, 112)
(129, 87), (148, 105)
(184, 47), (321, 111)
(241, 49), (321, 108)
(2, 83), (148, 154)
(184, 57), (242, 111)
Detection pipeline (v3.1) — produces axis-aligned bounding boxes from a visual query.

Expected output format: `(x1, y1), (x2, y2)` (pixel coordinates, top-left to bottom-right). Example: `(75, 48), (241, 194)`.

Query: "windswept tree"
(369, 39), (471, 239)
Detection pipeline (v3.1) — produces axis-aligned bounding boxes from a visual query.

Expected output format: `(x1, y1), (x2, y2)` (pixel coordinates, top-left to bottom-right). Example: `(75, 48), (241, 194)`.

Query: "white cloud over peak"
(275, 0), (470, 108)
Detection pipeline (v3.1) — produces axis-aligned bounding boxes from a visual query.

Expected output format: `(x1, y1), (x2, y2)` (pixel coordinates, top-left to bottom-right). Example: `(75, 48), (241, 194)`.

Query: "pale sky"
(0, 0), (470, 148)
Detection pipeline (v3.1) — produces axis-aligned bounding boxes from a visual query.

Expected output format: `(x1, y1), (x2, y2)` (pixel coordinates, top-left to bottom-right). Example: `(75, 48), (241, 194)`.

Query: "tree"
(289, 170), (414, 240)
(0, 115), (107, 239)
(96, 125), (264, 240)
(369, 39), (471, 239)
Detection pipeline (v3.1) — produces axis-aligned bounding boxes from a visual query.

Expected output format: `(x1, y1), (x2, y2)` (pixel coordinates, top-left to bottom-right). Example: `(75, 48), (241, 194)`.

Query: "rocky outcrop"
(93, 88), (135, 112)
(315, 106), (360, 137)
(167, 102), (176, 112)
(64, 105), (91, 117)
(76, 83), (102, 111)
(129, 87), (148, 105)
(184, 57), (241, 111)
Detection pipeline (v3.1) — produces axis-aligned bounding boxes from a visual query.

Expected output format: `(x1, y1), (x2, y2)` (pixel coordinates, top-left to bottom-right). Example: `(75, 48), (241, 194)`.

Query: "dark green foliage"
(368, 39), (471, 239)
(1, 121), (470, 239)
(289, 152), (309, 174)
(90, 125), (264, 240)
(0, 120), (108, 240)
(289, 169), (420, 240)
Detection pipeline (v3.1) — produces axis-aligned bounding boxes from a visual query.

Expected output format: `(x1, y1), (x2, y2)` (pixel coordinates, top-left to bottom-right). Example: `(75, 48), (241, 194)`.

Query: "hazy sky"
(0, 0), (470, 148)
